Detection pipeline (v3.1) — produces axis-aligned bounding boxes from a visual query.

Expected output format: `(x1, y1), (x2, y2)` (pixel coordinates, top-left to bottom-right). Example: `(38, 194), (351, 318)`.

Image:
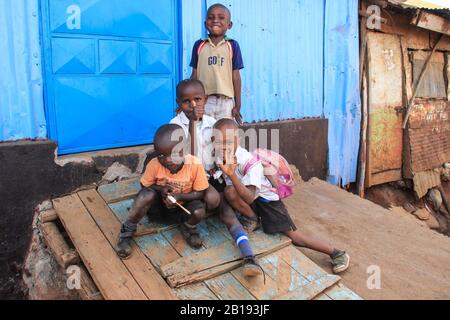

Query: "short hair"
(213, 118), (239, 131)
(154, 124), (185, 148)
(176, 79), (205, 99)
(207, 3), (231, 19)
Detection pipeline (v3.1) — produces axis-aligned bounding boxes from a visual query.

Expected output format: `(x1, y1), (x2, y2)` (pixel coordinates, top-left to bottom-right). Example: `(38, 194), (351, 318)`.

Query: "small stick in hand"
(167, 195), (191, 215)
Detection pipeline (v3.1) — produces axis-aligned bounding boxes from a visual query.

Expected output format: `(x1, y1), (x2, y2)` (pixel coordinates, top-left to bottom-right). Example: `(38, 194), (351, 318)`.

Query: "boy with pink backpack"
(213, 119), (351, 274)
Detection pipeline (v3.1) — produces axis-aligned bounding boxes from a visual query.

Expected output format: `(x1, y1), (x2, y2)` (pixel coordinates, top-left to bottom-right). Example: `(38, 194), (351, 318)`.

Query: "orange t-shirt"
(141, 154), (209, 194)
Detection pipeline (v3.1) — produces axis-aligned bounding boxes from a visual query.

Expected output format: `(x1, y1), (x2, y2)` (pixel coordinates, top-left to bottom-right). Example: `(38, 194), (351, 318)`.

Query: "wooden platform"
(44, 178), (362, 300)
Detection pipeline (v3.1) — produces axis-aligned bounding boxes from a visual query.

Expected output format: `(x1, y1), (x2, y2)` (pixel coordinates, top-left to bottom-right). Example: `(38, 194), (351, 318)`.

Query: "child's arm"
(232, 70), (242, 124)
(191, 68), (198, 80)
(172, 190), (206, 203)
(219, 162), (257, 205)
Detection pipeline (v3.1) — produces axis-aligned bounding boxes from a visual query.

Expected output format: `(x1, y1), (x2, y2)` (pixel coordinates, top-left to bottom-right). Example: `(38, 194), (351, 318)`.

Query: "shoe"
(116, 224), (135, 259)
(239, 215), (260, 233)
(242, 256), (264, 278)
(331, 251), (350, 274)
(180, 223), (203, 249)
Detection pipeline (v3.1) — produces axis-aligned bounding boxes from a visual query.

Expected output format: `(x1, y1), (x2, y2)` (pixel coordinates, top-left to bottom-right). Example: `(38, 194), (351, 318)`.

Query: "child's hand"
(232, 107), (243, 125)
(217, 156), (238, 177)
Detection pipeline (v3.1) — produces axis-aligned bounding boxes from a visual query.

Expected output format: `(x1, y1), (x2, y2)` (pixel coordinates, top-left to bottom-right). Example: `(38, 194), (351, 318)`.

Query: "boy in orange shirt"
(116, 124), (209, 259)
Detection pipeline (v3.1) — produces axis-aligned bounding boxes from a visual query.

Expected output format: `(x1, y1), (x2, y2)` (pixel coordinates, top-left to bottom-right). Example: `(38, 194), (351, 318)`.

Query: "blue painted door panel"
(41, 0), (179, 154)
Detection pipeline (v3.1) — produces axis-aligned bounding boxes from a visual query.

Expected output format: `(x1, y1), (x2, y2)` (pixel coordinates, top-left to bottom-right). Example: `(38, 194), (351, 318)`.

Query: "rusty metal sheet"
(413, 169), (442, 199)
(447, 53), (450, 101)
(407, 101), (450, 173)
(412, 51), (447, 99)
(366, 32), (404, 187)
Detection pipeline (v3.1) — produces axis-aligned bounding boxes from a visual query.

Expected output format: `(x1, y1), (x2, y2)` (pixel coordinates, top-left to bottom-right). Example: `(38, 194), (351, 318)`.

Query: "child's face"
(176, 84), (207, 121)
(156, 142), (184, 174)
(205, 7), (232, 37)
(212, 127), (239, 165)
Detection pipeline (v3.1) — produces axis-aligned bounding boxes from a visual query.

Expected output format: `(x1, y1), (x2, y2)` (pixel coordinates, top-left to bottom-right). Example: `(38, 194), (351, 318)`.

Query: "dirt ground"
(284, 179), (450, 300)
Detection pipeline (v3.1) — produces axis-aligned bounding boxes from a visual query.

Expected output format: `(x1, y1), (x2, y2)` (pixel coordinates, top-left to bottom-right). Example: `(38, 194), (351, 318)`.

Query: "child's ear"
(228, 21), (233, 30)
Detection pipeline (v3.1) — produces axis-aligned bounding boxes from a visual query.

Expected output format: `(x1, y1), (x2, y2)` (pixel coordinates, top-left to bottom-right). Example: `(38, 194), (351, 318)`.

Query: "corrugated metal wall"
(324, 0), (361, 185)
(0, 0), (360, 185)
(0, 0), (47, 141)
(182, 0), (361, 185)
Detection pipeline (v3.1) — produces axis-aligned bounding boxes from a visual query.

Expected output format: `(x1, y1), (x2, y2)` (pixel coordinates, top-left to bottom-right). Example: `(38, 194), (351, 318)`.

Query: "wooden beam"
(412, 11), (450, 36)
(39, 209), (58, 223)
(53, 194), (148, 300)
(40, 222), (79, 269)
(274, 275), (341, 300)
(78, 189), (178, 300)
(39, 221), (103, 300)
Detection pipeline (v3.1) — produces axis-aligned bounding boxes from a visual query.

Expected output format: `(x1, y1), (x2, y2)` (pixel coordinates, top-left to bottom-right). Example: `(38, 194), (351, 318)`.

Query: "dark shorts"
(147, 187), (205, 224)
(251, 198), (297, 234)
(209, 177), (227, 193)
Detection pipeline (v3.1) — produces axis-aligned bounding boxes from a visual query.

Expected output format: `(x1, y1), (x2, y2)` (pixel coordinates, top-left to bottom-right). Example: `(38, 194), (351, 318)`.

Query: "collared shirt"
(170, 112), (217, 171)
(141, 155), (209, 199)
(190, 37), (244, 98)
(224, 147), (280, 202)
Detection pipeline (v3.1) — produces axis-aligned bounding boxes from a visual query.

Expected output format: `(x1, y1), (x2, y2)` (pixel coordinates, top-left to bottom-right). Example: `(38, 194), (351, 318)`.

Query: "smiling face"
(205, 5), (232, 37)
(212, 120), (239, 165)
(176, 82), (207, 121)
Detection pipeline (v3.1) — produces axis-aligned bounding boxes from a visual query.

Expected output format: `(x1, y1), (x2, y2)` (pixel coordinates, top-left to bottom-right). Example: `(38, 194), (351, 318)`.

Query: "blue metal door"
(41, 0), (180, 154)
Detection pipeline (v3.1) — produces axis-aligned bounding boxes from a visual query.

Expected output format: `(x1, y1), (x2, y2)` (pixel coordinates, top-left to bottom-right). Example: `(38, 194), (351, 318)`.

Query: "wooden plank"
(162, 227), (203, 257)
(197, 220), (231, 248)
(98, 178), (141, 203)
(53, 194), (147, 300)
(78, 189), (177, 300)
(78, 265), (103, 301)
(167, 260), (243, 288)
(413, 11), (450, 36)
(135, 233), (180, 272)
(231, 263), (279, 300)
(205, 273), (256, 300)
(40, 222), (79, 269)
(174, 283), (218, 300)
(39, 209), (58, 223)
(109, 199), (178, 236)
(40, 221), (103, 300)
(274, 275), (341, 300)
(231, 251), (334, 301)
(161, 231), (291, 279)
(279, 246), (362, 300)
(205, 215), (233, 240)
(261, 249), (331, 300)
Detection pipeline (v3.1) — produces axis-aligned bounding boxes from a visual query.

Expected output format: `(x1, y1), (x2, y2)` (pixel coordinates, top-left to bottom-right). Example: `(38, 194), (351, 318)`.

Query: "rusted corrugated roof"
(388, 0), (449, 10)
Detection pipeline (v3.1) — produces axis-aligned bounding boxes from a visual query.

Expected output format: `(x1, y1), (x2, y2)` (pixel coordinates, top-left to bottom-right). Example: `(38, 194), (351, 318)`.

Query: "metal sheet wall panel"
(323, 0), (361, 186)
(0, 0), (47, 141)
(205, 0), (326, 121)
(182, 0), (361, 185)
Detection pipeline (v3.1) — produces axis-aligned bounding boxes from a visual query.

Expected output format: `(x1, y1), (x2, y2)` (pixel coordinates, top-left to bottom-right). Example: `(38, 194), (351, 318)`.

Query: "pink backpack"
(243, 149), (296, 199)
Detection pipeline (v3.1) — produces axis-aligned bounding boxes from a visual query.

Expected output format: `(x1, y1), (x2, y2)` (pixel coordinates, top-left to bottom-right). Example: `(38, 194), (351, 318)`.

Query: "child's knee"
(191, 207), (206, 223)
(224, 186), (238, 203)
(136, 188), (157, 205)
(205, 186), (220, 210)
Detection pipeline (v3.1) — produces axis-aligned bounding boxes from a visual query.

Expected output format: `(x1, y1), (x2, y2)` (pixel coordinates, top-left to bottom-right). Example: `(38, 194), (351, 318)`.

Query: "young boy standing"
(190, 3), (244, 124)
(116, 124), (210, 259)
(213, 119), (351, 274)
(171, 79), (262, 277)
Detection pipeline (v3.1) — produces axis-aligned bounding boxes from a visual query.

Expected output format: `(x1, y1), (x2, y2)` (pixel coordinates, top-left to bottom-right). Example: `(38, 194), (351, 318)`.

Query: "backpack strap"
(242, 156), (262, 176)
(197, 40), (208, 56)
(197, 38), (233, 58)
